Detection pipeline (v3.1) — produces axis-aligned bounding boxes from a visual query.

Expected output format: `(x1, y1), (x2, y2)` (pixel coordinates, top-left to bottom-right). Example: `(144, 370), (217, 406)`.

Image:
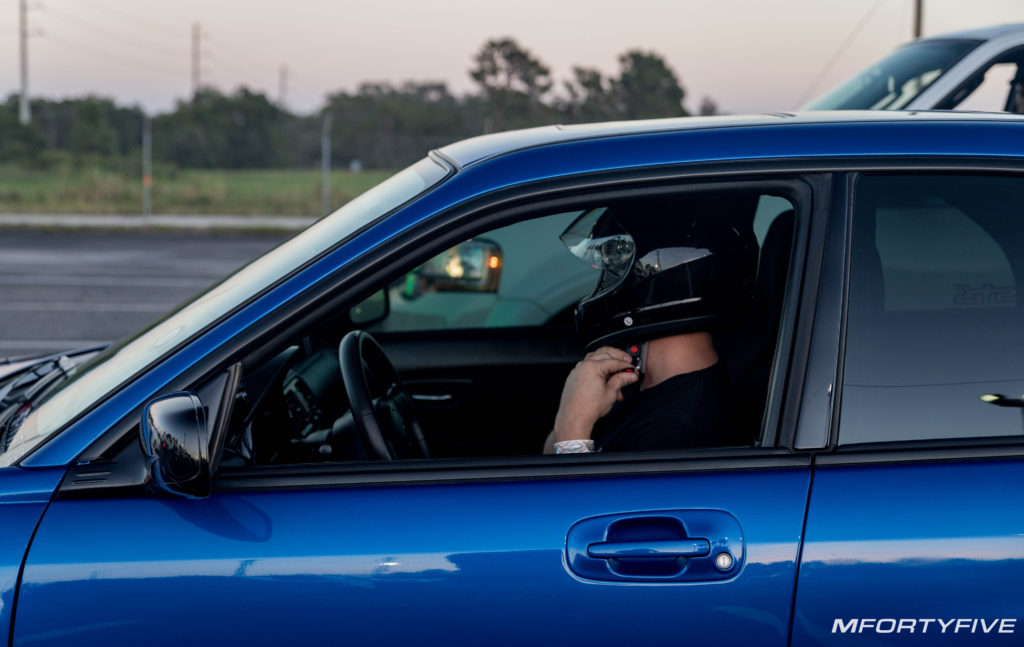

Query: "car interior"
(935, 47), (1024, 112)
(841, 173), (1024, 444)
(210, 186), (799, 470)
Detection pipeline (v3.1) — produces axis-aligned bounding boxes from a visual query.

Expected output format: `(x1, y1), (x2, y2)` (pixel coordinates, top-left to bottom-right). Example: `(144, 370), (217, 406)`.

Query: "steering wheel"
(338, 330), (430, 460)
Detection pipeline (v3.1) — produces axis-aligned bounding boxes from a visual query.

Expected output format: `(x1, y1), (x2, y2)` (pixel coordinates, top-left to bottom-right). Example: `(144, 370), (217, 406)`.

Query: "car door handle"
(411, 393), (453, 402)
(566, 510), (744, 583)
(405, 379), (472, 407)
(587, 538), (710, 559)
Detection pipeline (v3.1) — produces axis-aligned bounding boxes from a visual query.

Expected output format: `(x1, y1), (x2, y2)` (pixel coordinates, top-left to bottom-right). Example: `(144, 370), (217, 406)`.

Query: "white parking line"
(1, 302), (176, 312)
(0, 213), (314, 230)
(0, 276), (212, 288)
(0, 340), (109, 350)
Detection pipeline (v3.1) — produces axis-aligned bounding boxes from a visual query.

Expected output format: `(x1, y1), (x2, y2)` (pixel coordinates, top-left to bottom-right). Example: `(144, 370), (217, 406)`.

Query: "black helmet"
(561, 196), (758, 350)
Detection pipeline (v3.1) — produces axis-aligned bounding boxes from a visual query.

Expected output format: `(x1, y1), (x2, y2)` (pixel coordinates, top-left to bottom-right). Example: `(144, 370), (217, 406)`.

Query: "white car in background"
(804, 23), (1024, 113)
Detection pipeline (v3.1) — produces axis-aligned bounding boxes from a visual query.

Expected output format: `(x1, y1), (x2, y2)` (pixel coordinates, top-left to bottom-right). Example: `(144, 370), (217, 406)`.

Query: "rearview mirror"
(350, 288), (389, 325)
(140, 392), (210, 499)
(401, 238), (503, 300)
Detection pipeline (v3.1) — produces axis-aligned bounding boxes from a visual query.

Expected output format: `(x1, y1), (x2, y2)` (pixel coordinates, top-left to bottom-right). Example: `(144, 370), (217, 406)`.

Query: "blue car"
(1, 112), (1022, 646)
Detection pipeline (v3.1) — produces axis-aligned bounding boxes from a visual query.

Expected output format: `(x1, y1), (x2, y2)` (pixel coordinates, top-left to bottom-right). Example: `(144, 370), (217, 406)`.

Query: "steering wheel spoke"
(339, 330), (430, 460)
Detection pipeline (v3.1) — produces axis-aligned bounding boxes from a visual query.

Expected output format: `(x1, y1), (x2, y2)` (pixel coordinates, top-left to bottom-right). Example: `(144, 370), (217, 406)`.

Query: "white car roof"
(927, 23), (1024, 41)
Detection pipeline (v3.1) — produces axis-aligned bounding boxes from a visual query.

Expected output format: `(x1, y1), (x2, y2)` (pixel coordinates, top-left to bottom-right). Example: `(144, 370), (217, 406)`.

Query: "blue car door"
(11, 172), (825, 646)
(16, 464), (809, 646)
(792, 172), (1024, 644)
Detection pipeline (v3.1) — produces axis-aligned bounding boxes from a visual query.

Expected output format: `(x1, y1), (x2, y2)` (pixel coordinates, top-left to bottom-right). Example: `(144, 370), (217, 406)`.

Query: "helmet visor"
(559, 208), (636, 274)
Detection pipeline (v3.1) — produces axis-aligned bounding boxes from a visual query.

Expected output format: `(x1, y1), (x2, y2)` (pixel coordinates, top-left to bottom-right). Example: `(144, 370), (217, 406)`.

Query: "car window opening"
(213, 186), (798, 471)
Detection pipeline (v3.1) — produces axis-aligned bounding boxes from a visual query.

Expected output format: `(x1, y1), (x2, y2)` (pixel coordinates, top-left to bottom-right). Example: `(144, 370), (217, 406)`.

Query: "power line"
(45, 32), (181, 76)
(74, 0), (184, 38)
(200, 33), (323, 109)
(43, 3), (186, 59)
(204, 47), (270, 90)
(26, 3), (324, 111)
(191, 28), (286, 98)
(796, 0), (888, 106)
(204, 34), (278, 87)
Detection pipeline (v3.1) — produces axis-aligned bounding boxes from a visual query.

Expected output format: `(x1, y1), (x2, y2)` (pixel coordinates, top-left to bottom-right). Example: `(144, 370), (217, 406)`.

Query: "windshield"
(2, 157), (449, 466)
(804, 38), (982, 110)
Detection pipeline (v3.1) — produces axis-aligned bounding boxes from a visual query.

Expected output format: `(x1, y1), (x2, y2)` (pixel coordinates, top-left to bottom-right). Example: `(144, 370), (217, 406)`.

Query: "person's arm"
(543, 347), (638, 454)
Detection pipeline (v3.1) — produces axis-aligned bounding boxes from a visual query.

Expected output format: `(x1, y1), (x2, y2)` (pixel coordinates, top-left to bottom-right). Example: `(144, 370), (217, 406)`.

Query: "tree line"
(0, 38), (717, 171)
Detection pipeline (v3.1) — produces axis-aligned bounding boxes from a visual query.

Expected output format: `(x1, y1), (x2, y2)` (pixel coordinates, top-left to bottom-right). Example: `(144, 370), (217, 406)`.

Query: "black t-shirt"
(591, 362), (739, 452)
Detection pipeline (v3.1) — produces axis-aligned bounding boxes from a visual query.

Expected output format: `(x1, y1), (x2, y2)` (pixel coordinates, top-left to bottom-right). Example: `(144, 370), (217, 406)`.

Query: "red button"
(630, 345), (639, 353)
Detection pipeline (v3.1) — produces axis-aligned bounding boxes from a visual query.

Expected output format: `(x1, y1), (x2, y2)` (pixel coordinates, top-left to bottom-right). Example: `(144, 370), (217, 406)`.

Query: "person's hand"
(553, 346), (640, 443)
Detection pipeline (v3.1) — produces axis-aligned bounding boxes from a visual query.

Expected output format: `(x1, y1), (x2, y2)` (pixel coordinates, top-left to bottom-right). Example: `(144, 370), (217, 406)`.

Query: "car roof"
(924, 23), (1024, 41)
(438, 111), (1024, 169)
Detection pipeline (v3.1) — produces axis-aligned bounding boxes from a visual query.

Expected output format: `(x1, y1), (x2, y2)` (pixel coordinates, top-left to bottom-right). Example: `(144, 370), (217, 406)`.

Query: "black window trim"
(816, 439), (1024, 465)
(792, 173), (848, 450)
(213, 450), (812, 492)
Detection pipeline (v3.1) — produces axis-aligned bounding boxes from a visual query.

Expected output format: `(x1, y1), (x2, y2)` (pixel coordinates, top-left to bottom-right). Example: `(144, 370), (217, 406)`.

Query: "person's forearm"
(553, 410), (596, 443)
(545, 429), (597, 454)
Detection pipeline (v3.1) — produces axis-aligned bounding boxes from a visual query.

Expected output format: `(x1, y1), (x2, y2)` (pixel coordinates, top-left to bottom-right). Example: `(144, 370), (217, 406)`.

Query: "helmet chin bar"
(583, 314), (721, 352)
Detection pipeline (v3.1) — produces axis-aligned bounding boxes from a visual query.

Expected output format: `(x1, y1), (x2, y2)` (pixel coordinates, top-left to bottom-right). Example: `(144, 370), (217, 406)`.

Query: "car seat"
(718, 209), (794, 444)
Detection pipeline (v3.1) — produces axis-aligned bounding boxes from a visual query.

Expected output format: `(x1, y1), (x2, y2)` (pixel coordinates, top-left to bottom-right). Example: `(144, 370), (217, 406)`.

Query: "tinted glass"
(841, 174), (1024, 444)
(369, 196), (796, 334)
(370, 211), (600, 332)
(805, 39), (980, 110)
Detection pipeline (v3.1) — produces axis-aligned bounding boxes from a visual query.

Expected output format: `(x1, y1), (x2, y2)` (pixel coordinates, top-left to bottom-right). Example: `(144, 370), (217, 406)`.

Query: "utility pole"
(321, 112), (332, 217)
(18, 0), (30, 124)
(279, 65), (288, 107)
(191, 22), (201, 95)
(913, 0), (923, 39)
(142, 115), (152, 220)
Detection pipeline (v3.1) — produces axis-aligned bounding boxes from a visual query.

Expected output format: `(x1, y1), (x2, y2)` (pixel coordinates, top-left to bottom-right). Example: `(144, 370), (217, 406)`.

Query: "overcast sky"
(2, 0), (1023, 115)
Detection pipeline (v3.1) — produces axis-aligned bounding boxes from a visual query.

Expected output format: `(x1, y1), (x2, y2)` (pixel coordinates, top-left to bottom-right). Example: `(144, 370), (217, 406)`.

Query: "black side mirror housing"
(140, 392), (211, 498)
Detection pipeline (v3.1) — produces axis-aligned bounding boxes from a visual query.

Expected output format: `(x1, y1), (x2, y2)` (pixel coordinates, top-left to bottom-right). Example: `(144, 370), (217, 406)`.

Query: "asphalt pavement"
(0, 229), (289, 358)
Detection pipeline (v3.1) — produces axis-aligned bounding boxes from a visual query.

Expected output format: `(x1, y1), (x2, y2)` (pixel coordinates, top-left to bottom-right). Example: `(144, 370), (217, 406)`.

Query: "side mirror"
(140, 392), (210, 499)
(401, 238), (503, 300)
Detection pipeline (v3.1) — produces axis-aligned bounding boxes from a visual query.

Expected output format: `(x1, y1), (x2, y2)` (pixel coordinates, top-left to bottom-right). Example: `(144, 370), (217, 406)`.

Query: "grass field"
(0, 165), (393, 216)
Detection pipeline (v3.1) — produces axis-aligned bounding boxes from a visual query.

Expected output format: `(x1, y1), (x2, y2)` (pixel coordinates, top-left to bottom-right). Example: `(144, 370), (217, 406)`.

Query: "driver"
(543, 202), (757, 454)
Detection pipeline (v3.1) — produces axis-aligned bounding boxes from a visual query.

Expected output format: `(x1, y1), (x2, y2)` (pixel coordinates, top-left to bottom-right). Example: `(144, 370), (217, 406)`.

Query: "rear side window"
(841, 174), (1024, 444)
